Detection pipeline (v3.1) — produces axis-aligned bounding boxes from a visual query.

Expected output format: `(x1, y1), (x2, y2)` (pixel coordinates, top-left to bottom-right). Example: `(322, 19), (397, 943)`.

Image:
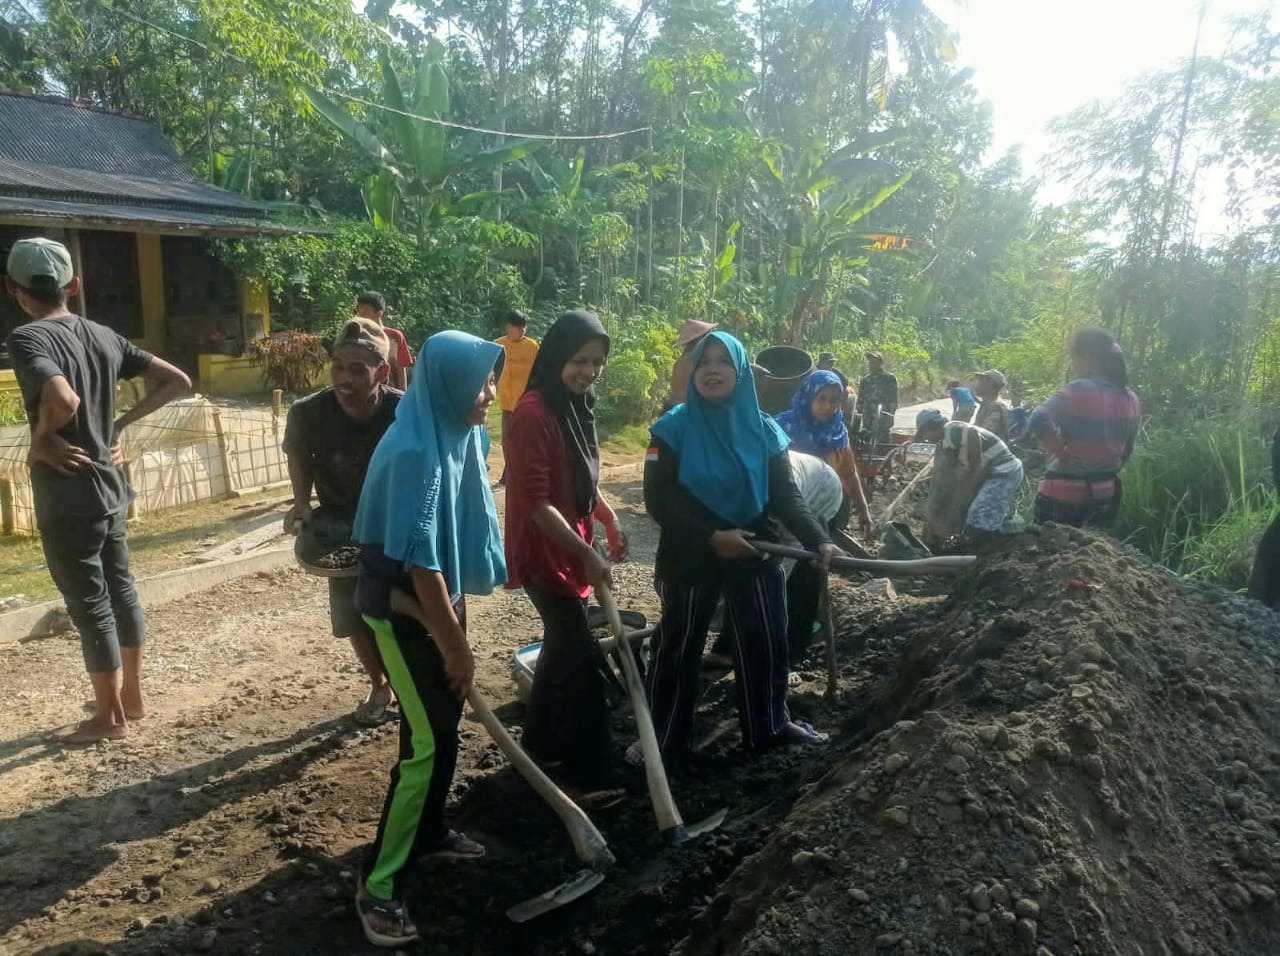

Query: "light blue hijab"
(651, 331), (789, 527)
(354, 330), (506, 596)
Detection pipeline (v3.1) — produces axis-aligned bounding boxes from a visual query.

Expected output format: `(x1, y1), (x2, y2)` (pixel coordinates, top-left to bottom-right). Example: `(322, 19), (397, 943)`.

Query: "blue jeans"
(39, 510), (145, 673)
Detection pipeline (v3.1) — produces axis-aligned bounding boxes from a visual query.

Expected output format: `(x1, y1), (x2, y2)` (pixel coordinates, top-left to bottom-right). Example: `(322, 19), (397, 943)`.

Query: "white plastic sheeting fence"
(0, 397), (289, 535)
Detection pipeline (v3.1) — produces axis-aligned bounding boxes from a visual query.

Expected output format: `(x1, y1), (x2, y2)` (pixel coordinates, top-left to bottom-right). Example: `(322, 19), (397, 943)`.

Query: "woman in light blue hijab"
(351, 330), (505, 948)
(644, 331), (837, 760)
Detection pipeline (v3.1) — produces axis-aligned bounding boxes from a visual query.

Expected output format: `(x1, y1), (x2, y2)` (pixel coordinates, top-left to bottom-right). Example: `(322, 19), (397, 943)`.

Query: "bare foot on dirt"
(50, 717), (128, 745)
(83, 700), (147, 721)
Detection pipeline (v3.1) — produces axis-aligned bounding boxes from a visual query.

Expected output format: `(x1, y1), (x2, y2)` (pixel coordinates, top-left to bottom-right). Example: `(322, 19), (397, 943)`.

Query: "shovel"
(389, 590), (613, 922)
(749, 541), (976, 576)
(596, 584), (727, 845)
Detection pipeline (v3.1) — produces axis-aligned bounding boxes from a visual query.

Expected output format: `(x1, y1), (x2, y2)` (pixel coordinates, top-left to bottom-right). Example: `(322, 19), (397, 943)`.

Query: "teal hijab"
(651, 331), (789, 527)
(354, 330), (506, 596)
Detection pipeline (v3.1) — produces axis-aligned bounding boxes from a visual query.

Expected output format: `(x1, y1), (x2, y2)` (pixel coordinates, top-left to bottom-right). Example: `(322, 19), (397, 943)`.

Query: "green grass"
(0, 490), (286, 605)
(1113, 415), (1273, 588)
(601, 422), (651, 458)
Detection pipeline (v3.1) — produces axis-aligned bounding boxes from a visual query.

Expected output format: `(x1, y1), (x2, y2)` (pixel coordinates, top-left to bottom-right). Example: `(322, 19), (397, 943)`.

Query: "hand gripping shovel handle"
(389, 590), (613, 871)
(596, 584), (689, 844)
(749, 540), (977, 576)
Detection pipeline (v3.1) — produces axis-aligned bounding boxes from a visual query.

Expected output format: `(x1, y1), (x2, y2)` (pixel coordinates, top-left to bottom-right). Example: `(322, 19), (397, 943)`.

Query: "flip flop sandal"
(355, 891), (419, 948)
(779, 721), (830, 745)
(354, 688), (394, 727)
(624, 741), (644, 766)
(787, 671), (803, 688)
(424, 829), (485, 860)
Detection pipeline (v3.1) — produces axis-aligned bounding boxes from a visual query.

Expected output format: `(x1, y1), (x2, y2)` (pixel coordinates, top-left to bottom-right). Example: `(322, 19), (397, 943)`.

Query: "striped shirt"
(1028, 379), (1141, 503)
(939, 421), (1021, 476)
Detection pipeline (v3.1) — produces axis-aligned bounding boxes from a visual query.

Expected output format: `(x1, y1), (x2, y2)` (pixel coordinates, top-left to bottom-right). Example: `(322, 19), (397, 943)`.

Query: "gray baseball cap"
(7, 237), (74, 290)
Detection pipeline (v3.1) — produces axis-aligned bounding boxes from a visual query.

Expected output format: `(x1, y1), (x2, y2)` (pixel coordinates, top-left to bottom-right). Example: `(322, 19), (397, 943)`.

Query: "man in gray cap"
(5, 237), (191, 743)
(283, 317), (403, 725)
(857, 351), (898, 445)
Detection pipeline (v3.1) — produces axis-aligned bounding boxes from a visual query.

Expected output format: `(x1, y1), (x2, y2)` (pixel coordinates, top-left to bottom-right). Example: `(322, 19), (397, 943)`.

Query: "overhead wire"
(96, 0), (652, 143)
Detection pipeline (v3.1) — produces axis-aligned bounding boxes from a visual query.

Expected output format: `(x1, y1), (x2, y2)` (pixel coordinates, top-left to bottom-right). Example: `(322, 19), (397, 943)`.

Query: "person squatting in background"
(350, 331), (506, 948)
(775, 369), (874, 538)
(493, 308), (539, 486)
(972, 369), (1010, 441)
(1026, 328), (1141, 529)
(504, 311), (629, 799)
(916, 409), (1024, 546)
(644, 331), (838, 757)
(6, 237), (191, 743)
(283, 318), (402, 726)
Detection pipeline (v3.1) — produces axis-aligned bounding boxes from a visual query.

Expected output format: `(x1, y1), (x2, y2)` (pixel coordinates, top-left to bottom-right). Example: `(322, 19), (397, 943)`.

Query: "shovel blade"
(506, 868), (606, 923)
(685, 807), (728, 838)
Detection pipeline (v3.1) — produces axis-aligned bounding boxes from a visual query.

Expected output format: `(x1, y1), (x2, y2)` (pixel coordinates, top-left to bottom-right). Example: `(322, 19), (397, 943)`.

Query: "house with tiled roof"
(0, 92), (310, 394)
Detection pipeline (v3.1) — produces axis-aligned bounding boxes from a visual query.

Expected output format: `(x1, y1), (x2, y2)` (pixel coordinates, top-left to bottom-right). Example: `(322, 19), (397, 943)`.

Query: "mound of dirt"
(678, 525), (1280, 955)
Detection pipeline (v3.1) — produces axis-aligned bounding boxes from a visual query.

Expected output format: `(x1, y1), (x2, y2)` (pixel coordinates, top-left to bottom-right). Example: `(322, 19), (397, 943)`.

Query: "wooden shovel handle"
(750, 540), (976, 576)
(597, 585), (685, 836)
(389, 589), (613, 868)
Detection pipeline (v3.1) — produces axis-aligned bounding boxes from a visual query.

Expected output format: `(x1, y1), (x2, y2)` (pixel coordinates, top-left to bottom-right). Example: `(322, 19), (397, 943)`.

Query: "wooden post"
(0, 479), (13, 536)
(211, 407), (235, 498)
(124, 462), (137, 519)
(272, 388), (282, 442)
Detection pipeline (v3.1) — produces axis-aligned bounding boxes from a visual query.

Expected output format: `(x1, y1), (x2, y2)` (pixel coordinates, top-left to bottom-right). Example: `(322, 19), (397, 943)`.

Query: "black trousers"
(522, 584), (613, 787)
(1034, 489), (1120, 529)
(39, 510), (145, 673)
(363, 605), (465, 900)
(649, 564), (791, 754)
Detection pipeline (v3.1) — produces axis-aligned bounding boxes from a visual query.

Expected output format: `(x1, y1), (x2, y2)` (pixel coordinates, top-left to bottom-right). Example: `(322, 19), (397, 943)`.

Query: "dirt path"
(0, 476), (858, 955)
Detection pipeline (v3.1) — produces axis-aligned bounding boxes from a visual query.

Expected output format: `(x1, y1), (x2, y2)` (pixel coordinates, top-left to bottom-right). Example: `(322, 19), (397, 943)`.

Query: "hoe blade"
(506, 868), (606, 923)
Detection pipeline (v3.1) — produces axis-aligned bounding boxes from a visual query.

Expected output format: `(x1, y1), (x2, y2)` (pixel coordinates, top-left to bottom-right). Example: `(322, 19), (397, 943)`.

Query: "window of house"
(79, 229), (144, 339)
(162, 237), (238, 318)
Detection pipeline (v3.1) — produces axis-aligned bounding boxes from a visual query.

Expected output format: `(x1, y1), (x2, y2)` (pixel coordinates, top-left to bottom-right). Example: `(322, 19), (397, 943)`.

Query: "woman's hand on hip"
(710, 529), (759, 561)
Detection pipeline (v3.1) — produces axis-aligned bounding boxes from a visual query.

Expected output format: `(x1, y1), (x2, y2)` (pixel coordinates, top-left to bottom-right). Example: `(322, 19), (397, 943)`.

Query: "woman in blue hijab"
(351, 330), (506, 948)
(775, 369), (873, 537)
(644, 331), (837, 758)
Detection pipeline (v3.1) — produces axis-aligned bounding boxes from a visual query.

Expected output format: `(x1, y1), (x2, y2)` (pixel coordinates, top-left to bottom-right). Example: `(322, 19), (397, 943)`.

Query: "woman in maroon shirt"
(505, 311), (628, 795)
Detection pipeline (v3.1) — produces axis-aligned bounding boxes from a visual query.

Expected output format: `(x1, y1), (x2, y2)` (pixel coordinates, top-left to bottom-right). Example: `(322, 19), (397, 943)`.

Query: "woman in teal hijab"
(644, 331), (837, 759)
(351, 330), (505, 948)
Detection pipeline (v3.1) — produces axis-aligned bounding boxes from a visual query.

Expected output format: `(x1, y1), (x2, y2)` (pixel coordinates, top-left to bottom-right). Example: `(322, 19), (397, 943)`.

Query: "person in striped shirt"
(1026, 328), (1141, 529)
(916, 409), (1024, 544)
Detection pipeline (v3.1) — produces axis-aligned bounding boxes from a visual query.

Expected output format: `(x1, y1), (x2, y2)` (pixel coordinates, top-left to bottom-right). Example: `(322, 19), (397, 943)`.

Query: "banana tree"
(306, 40), (532, 241)
(754, 130), (911, 344)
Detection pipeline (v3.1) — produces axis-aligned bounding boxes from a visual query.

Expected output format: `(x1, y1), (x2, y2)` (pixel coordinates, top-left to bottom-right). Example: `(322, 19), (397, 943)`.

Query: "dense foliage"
(3, 0), (1278, 576)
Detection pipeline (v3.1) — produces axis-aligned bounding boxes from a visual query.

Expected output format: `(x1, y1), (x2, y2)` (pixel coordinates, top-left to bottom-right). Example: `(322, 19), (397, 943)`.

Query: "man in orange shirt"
(494, 309), (539, 485)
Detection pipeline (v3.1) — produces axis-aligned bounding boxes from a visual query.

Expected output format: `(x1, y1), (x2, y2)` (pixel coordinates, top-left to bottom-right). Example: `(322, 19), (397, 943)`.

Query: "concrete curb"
(0, 543), (294, 645)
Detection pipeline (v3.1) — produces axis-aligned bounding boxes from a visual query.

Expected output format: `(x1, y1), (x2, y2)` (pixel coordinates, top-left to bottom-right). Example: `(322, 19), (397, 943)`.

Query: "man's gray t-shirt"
(6, 314), (154, 521)
(282, 386), (402, 519)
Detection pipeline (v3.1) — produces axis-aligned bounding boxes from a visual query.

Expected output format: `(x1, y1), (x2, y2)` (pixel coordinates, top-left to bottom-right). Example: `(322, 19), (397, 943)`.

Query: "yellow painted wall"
(240, 278), (271, 336)
(198, 354), (271, 397)
(135, 233), (167, 354)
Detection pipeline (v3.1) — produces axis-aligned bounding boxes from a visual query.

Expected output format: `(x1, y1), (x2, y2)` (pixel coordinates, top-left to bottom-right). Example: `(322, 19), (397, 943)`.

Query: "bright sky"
(928, 0), (1265, 234)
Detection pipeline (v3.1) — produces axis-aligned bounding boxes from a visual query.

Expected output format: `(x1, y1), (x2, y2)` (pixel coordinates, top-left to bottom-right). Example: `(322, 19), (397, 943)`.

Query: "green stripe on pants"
(363, 614), (437, 900)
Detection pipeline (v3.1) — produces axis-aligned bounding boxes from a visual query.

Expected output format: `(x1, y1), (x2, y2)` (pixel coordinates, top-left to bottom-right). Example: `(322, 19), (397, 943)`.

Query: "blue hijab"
(775, 369), (850, 455)
(651, 331), (789, 527)
(353, 330), (506, 596)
